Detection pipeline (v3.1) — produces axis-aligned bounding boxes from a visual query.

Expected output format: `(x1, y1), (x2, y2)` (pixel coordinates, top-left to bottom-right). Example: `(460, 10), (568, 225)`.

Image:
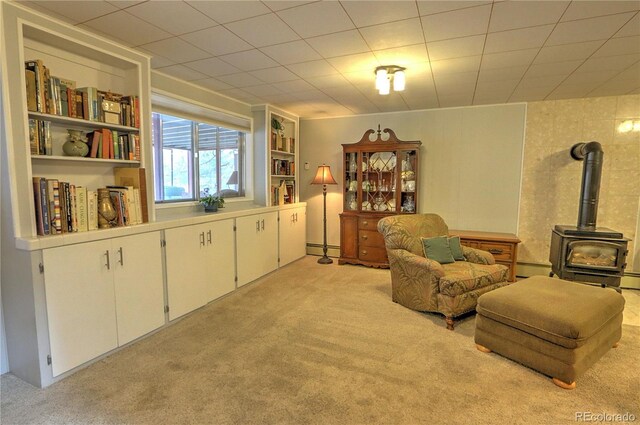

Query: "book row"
(272, 159), (295, 176)
(271, 181), (295, 206)
(270, 132), (295, 153)
(31, 168), (148, 236)
(87, 129), (140, 161)
(25, 59), (140, 127)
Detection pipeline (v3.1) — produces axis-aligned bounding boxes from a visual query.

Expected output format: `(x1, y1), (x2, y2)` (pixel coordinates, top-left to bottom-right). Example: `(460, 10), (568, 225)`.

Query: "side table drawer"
(476, 242), (513, 261)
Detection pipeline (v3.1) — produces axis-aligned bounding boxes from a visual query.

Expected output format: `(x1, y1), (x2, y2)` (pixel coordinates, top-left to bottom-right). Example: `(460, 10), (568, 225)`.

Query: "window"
(152, 112), (245, 203)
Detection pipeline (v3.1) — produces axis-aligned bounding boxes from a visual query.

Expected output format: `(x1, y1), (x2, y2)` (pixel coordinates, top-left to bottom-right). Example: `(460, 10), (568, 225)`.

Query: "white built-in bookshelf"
(1, 4), (153, 240)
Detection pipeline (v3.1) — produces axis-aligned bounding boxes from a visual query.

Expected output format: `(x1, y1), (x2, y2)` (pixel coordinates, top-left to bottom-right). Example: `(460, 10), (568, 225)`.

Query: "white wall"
(300, 103), (527, 248)
(1, 52), (9, 374)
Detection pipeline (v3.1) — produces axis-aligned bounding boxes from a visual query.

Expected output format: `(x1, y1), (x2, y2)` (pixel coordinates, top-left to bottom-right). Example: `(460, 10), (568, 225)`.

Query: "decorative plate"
(370, 152), (396, 172)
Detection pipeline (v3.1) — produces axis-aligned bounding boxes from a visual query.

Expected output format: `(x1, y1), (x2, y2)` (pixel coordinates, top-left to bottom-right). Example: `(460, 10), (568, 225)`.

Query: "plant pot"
(204, 204), (218, 213)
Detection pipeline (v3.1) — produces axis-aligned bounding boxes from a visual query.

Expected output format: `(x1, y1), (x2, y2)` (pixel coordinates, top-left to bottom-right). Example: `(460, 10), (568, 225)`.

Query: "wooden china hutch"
(339, 127), (421, 268)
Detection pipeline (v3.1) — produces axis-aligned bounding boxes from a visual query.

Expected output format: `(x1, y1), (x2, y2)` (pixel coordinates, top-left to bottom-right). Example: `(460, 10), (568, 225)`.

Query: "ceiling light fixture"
(375, 65), (406, 95)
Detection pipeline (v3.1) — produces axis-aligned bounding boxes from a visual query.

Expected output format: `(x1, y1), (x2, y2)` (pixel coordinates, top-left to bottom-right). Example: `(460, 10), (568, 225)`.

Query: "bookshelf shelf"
(31, 155), (141, 164)
(28, 112), (140, 133)
(270, 174), (295, 178)
(270, 149), (295, 157)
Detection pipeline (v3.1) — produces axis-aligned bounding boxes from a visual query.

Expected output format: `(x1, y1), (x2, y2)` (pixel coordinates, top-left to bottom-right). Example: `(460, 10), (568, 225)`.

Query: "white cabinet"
(42, 231), (163, 376)
(279, 206), (306, 266)
(236, 212), (278, 287)
(165, 219), (235, 321)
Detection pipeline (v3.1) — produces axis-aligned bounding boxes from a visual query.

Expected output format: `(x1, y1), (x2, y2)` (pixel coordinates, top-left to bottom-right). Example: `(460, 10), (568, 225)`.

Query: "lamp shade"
(226, 170), (239, 185)
(311, 164), (337, 185)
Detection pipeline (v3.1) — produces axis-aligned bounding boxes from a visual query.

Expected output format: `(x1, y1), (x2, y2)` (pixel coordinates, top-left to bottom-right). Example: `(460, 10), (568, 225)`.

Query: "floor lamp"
(311, 164), (337, 264)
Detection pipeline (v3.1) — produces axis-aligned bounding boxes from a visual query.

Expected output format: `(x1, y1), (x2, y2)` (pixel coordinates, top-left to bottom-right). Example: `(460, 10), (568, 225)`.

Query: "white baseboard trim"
(306, 243), (340, 258)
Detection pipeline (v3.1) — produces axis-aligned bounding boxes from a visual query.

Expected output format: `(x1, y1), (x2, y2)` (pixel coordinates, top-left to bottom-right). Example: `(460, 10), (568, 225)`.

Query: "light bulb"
(375, 68), (387, 90)
(393, 70), (405, 91)
(379, 77), (390, 95)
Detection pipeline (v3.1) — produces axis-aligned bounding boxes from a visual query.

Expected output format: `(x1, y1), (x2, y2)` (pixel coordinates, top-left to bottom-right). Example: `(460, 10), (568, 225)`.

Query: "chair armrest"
(462, 246), (496, 265)
(388, 249), (445, 278)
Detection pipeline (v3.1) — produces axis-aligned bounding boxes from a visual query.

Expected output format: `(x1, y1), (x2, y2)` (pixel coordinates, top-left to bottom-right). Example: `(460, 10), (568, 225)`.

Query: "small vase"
(63, 129), (89, 157)
(97, 188), (117, 228)
(204, 204), (218, 213)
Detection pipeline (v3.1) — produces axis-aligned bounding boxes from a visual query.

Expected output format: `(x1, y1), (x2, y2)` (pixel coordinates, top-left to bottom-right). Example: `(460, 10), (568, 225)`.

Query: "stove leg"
(548, 272), (554, 278)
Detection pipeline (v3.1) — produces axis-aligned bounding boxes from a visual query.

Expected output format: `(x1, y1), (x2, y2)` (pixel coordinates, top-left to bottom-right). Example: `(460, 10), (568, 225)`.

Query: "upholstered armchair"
(377, 213), (510, 330)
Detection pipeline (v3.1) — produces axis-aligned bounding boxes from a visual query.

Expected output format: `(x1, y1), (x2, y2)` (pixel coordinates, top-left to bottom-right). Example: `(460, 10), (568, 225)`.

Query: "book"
(25, 60), (45, 112)
(28, 119), (39, 155)
(112, 130), (119, 159)
(25, 69), (37, 111)
(132, 188), (142, 225)
(43, 121), (52, 156)
(87, 190), (98, 231)
(47, 179), (62, 234)
(108, 189), (125, 227)
(76, 186), (88, 232)
(87, 130), (102, 158)
(58, 182), (68, 233)
(107, 186), (131, 226)
(102, 129), (111, 159)
(113, 167), (148, 222)
(32, 177), (49, 235)
(70, 184), (78, 232)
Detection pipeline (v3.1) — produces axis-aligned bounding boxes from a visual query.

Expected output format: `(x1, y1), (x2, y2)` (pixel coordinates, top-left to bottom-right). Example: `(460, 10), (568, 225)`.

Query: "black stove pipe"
(570, 141), (603, 231)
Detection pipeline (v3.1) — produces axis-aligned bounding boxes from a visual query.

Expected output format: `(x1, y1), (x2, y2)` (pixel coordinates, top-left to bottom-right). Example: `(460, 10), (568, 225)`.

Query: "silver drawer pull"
(488, 249), (503, 254)
(118, 247), (124, 266)
(105, 250), (110, 270)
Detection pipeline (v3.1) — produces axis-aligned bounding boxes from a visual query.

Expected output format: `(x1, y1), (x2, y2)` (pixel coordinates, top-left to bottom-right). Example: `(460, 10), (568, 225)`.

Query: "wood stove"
(549, 142), (629, 290)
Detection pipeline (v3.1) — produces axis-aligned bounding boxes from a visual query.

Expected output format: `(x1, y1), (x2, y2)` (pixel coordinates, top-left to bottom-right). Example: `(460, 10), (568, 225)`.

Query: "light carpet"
(1, 256), (639, 425)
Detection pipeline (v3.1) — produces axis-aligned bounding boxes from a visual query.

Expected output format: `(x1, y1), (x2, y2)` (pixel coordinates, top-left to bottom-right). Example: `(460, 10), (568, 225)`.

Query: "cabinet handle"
(362, 234), (368, 240)
(261, 219), (265, 231)
(118, 247), (124, 266)
(207, 230), (212, 245)
(105, 250), (111, 270)
(362, 250), (368, 256)
(295, 213), (298, 222)
(488, 249), (503, 255)
(363, 221), (368, 226)
(200, 232), (205, 247)
(256, 220), (260, 232)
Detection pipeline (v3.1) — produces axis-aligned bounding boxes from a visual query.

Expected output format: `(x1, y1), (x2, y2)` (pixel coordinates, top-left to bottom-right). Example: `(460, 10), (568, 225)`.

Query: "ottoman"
(474, 276), (625, 389)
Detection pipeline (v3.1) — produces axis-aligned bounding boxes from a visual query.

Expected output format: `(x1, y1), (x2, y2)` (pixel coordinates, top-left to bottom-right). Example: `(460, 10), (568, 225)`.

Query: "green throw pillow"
(421, 236), (455, 264)
(448, 236), (465, 261)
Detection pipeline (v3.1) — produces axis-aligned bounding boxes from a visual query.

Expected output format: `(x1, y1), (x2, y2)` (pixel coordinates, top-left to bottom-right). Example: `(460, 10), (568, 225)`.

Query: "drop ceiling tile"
(475, 79), (520, 96)
(184, 57), (241, 77)
(427, 35), (485, 61)
(547, 84), (596, 100)
(277, 2), (354, 38)
(263, 1), (317, 12)
(374, 44), (430, 66)
(359, 18), (425, 51)
(481, 49), (539, 70)
(293, 89), (333, 102)
(218, 49), (280, 71)
(286, 60), (339, 78)
(422, 5), (491, 42)
(546, 13), (636, 46)
(439, 93), (474, 107)
(306, 74), (352, 89)
(106, 1), (146, 9)
(404, 95), (440, 110)
(341, 70), (374, 86)
(341, 1), (419, 27)
(261, 40), (322, 65)
(135, 47), (176, 68)
(533, 41), (604, 64)
(273, 79), (316, 93)
(180, 26), (253, 56)
(519, 74), (566, 89)
(417, 1), (490, 16)
(615, 62), (640, 80)
(576, 54), (640, 74)
(126, 1), (216, 35)
(242, 84), (284, 97)
(139, 37), (211, 63)
(249, 67), (300, 83)
(434, 71), (478, 90)
(225, 14), (300, 48)
(485, 25), (555, 54)
(473, 92), (511, 106)
(327, 53), (380, 73)
(509, 86), (552, 101)
(561, 1), (640, 22)
(217, 72), (265, 88)
(266, 93), (303, 104)
(155, 64), (208, 81)
(197, 78), (233, 91)
(478, 66), (528, 83)
(186, 1), (270, 24)
(219, 88), (262, 102)
(593, 36), (640, 57)
(29, 0), (118, 24)
(431, 56), (481, 79)
(525, 60), (583, 78)
(559, 74), (613, 89)
(489, 1), (569, 33)
(82, 10), (173, 46)
(590, 82), (639, 97)
(306, 30), (370, 58)
(614, 13), (640, 37)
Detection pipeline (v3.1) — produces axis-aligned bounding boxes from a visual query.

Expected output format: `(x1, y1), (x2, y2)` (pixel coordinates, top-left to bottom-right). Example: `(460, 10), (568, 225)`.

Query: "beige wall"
(300, 103), (526, 249)
(520, 94), (640, 273)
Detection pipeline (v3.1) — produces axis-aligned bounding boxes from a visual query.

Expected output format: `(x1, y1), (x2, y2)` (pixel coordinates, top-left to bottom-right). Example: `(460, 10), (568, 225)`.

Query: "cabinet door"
(205, 219), (236, 301)
(43, 240), (118, 377)
(279, 207), (306, 266)
(236, 212), (278, 286)
(165, 224), (209, 321)
(112, 232), (165, 346)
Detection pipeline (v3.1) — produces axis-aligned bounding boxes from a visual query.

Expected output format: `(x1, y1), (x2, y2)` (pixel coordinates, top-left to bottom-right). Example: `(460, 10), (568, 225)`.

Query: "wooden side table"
(449, 230), (521, 282)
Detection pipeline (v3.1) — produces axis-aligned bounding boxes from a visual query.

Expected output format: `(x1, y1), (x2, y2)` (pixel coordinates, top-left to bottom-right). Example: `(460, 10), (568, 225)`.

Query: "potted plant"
(200, 189), (224, 212)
